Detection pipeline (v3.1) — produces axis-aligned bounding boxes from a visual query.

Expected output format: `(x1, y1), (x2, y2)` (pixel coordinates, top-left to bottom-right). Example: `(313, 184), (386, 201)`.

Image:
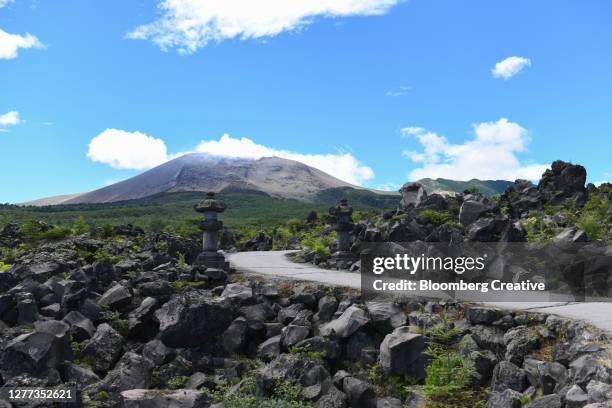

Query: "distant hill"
(416, 178), (513, 196)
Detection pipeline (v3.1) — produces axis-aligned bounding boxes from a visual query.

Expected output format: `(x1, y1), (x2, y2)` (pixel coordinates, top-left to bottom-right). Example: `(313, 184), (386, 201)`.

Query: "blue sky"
(1, 0), (611, 203)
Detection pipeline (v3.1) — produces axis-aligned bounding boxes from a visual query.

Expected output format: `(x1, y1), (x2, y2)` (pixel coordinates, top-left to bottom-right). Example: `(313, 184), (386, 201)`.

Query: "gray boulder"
(222, 316), (248, 353)
(59, 362), (100, 386)
(1, 331), (62, 377)
(343, 377), (377, 408)
(98, 283), (132, 311)
(485, 389), (522, 408)
(555, 227), (588, 244)
(241, 302), (275, 331)
(570, 354), (601, 386)
(314, 295), (339, 323)
(504, 326), (540, 366)
(376, 397), (402, 408)
(81, 323), (125, 374)
(142, 339), (176, 366)
(297, 336), (341, 360)
(566, 384), (589, 408)
(257, 335), (281, 361)
(128, 296), (159, 338)
(319, 305), (369, 338)
(459, 200), (488, 226)
(470, 324), (506, 353)
(466, 306), (503, 325)
(120, 388), (209, 408)
(63, 310), (95, 342)
(221, 283), (253, 303)
(525, 394), (563, 408)
(399, 182), (427, 209)
(365, 301), (406, 332)
(523, 358), (567, 395)
(313, 385), (347, 408)
(491, 361), (528, 392)
(586, 380), (612, 403)
(155, 290), (232, 348)
(537, 160), (587, 205)
(90, 351), (153, 395)
(378, 326), (427, 381)
(281, 325), (311, 348)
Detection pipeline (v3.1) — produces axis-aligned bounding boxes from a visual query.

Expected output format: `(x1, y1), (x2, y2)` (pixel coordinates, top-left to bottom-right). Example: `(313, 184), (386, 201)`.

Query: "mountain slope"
(416, 178), (513, 196)
(61, 154), (355, 204)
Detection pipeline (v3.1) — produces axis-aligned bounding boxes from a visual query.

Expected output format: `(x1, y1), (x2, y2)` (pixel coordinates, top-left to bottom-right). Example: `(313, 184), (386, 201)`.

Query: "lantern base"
(194, 251), (230, 271)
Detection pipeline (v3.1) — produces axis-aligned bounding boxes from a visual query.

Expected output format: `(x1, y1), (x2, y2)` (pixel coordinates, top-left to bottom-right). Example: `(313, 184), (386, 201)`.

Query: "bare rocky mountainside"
(26, 155), (357, 205)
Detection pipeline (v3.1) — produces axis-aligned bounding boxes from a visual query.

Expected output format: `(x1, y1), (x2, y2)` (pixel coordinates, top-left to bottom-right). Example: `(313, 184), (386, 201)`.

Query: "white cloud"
(0, 29), (42, 59)
(594, 172), (612, 186)
(87, 129), (170, 170)
(492, 56), (531, 80)
(127, 0), (400, 54)
(404, 118), (548, 182)
(375, 182), (402, 191)
(86, 130), (374, 185)
(0, 110), (20, 127)
(0, 0), (14, 8)
(386, 85), (411, 97)
(195, 134), (374, 185)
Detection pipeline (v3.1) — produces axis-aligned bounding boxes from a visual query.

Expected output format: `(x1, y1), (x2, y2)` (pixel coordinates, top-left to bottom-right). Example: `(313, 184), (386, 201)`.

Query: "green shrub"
(42, 226), (72, 240)
(419, 209), (452, 226)
(101, 309), (129, 337)
(167, 375), (189, 389)
(0, 261), (11, 271)
(423, 317), (485, 408)
(171, 280), (205, 292)
(0, 247), (17, 264)
(99, 224), (115, 239)
(520, 394), (531, 406)
(95, 391), (109, 401)
(286, 218), (305, 235)
(577, 213), (604, 241)
(221, 376), (311, 408)
(366, 363), (413, 400)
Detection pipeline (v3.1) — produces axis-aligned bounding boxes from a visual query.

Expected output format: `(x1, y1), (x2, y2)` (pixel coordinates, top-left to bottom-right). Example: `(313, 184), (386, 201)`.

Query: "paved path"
(227, 250), (612, 334)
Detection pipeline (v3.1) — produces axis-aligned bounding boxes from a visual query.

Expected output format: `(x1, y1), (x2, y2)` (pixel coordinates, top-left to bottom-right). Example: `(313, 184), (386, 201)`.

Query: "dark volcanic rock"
(319, 305), (369, 338)
(81, 323), (125, 374)
(491, 361), (528, 392)
(378, 326), (427, 381)
(343, 377), (377, 408)
(155, 290), (232, 348)
(538, 160), (587, 205)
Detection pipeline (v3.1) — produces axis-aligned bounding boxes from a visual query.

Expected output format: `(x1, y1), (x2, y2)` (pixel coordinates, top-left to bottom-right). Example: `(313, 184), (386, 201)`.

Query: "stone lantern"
(329, 198), (357, 265)
(194, 192), (229, 270)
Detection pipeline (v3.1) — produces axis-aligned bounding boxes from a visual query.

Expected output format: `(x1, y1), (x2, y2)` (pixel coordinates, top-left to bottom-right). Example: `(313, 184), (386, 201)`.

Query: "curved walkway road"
(227, 250), (612, 334)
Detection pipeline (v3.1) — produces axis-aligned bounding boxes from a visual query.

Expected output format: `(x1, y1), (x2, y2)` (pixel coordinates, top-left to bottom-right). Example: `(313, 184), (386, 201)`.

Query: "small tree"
(21, 220), (43, 243)
(73, 216), (89, 235)
(306, 210), (318, 224)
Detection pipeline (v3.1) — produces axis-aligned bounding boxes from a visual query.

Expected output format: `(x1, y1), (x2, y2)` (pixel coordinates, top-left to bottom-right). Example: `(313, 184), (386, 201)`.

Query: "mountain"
(35, 154), (359, 205)
(416, 178), (513, 196)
